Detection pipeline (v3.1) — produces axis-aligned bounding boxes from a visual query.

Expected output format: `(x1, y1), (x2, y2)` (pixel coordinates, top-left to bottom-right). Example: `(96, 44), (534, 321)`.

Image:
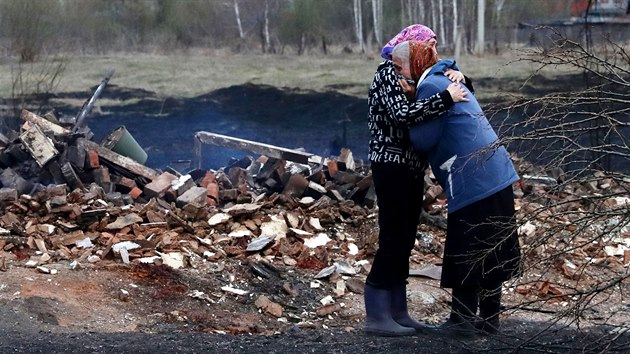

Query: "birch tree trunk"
(476, 0), (485, 55)
(492, 0), (505, 53)
(417, 0), (425, 26)
(372, 0), (383, 46)
(438, 0), (446, 47)
(263, 0), (272, 53)
(234, 0), (244, 39)
(452, 0), (458, 50)
(400, 0), (426, 27)
(353, 0), (365, 53)
(401, 0), (411, 26)
(431, 0), (437, 35)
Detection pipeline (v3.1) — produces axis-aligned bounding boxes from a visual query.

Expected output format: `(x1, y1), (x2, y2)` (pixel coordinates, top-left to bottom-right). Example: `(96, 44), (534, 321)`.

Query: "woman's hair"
(392, 40), (438, 82)
(391, 41), (410, 71)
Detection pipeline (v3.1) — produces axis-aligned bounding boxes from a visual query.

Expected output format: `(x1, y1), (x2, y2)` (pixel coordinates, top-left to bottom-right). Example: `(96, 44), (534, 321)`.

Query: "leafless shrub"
(5, 56), (67, 130)
(487, 28), (629, 348)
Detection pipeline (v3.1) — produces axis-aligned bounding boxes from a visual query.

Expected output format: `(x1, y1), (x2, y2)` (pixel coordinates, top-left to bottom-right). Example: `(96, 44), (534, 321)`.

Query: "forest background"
(0, 0), (590, 60)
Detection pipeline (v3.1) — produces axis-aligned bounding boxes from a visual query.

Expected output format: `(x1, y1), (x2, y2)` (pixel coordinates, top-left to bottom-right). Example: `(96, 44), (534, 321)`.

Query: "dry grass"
(0, 49), (569, 101)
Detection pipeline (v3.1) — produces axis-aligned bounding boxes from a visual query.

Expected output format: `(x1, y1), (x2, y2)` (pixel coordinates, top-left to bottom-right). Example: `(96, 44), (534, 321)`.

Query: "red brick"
(129, 187), (143, 199)
(86, 150), (100, 169)
(327, 160), (338, 177)
(199, 171), (216, 188)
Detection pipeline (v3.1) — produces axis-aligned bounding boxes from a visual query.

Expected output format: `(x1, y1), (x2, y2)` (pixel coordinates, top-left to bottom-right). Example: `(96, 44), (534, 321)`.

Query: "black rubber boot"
(438, 286), (480, 339)
(477, 284), (502, 335)
(364, 284), (415, 337)
(390, 284), (433, 333)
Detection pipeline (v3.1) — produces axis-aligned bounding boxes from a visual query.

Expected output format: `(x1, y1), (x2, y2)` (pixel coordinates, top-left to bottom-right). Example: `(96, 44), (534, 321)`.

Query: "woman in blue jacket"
(393, 40), (522, 337)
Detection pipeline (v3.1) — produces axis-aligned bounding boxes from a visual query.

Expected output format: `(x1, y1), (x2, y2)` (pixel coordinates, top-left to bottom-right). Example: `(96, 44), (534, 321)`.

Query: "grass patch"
(0, 50), (576, 102)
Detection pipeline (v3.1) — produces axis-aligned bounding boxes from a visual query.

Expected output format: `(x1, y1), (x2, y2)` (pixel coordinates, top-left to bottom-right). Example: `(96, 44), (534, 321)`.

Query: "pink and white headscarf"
(380, 24), (436, 60)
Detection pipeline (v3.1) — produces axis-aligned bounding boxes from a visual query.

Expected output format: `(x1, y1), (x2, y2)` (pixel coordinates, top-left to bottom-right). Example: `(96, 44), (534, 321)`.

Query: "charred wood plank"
(78, 139), (159, 181)
(194, 131), (313, 167)
(73, 68), (115, 135)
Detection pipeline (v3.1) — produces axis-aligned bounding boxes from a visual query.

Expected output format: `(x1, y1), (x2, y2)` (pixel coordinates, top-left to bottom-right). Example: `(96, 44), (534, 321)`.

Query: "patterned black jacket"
(368, 60), (453, 171)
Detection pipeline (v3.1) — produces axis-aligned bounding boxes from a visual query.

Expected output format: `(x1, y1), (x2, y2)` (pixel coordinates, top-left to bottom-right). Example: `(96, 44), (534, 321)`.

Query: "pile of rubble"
(0, 109), (380, 268)
(0, 109), (628, 327)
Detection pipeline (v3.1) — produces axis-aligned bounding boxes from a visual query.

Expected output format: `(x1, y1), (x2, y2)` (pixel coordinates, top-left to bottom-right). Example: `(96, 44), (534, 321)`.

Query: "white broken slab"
(25, 259), (39, 268)
(106, 213), (144, 230)
(314, 260), (356, 279)
(605, 245), (627, 257)
(208, 213), (231, 226)
(308, 181), (327, 194)
(320, 295), (334, 305)
(112, 241), (141, 253)
(518, 221), (537, 237)
(247, 235), (276, 252)
(285, 212), (301, 228)
(34, 239), (48, 253)
(303, 233), (331, 248)
(112, 241), (141, 264)
(221, 286), (249, 296)
(136, 256), (161, 264)
(195, 236), (213, 246)
(314, 265), (336, 279)
(409, 265), (443, 280)
(156, 251), (185, 269)
(290, 228), (314, 237)
(37, 224), (55, 234)
(522, 174), (557, 186)
(36, 266), (58, 275)
(260, 215), (288, 238)
(223, 203), (261, 216)
(75, 238), (94, 249)
(228, 228), (253, 238)
(308, 217), (324, 231)
(333, 260), (356, 275)
(119, 248), (130, 264)
(298, 196), (316, 206)
(310, 281), (321, 288)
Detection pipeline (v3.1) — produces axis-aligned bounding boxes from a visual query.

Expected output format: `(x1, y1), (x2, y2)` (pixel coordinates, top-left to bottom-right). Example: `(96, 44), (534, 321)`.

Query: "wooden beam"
(80, 140), (159, 180)
(194, 131), (314, 166)
(21, 109), (68, 136)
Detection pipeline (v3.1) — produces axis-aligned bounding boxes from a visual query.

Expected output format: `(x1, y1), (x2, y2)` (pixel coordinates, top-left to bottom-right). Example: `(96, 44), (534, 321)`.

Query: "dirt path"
(1, 260), (628, 353)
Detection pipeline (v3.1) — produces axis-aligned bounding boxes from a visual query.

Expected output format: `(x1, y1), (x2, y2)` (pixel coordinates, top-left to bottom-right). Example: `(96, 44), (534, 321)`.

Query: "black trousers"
(441, 185), (522, 288)
(366, 162), (424, 289)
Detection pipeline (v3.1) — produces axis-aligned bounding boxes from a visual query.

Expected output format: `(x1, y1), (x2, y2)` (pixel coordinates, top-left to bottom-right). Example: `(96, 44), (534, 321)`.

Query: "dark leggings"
(451, 280), (502, 319)
(366, 163), (424, 289)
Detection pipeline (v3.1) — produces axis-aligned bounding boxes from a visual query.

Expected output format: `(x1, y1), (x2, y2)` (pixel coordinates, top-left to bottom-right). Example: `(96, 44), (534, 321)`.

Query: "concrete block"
(176, 186), (208, 209)
(144, 172), (178, 198)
